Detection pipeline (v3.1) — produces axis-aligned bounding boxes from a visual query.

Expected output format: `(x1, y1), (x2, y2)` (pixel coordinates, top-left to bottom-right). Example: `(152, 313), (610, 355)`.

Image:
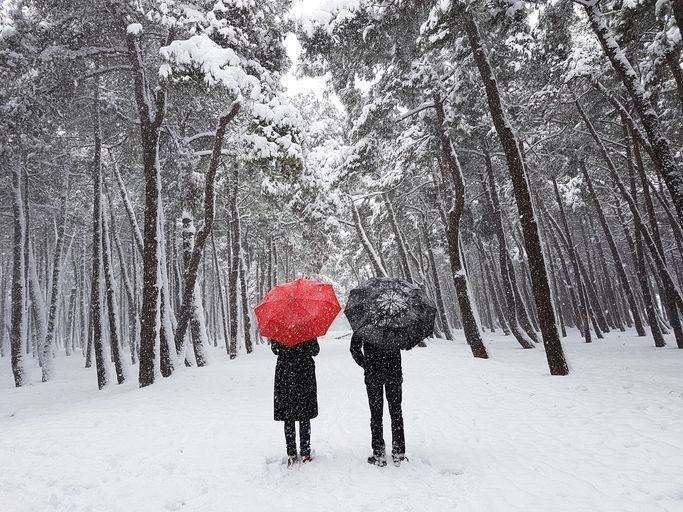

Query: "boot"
(392, 453), (408, 467)
(367, 451), (387, 467)
(287, 455), (298, 467)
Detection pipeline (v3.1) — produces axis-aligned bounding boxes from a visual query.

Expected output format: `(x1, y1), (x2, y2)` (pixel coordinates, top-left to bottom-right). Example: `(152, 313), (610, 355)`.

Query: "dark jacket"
(350, 331), (402, 384)
(271, 339), (320, 421)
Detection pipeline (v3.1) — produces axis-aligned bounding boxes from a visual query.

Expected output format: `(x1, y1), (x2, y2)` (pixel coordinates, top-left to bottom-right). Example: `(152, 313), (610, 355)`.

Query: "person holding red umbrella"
(255, 278), (341, 467)
(270, 338), (320, 466)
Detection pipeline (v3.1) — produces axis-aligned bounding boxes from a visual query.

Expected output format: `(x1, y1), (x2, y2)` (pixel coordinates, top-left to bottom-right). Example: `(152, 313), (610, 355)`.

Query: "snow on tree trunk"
(173, 103), (241, 354)
(384, 194), (414, 283)
(669, 0), (683, 54)
(626, 170), (667, 347)
(481, 145), (535, 349)
(10, 167), (29, 387)
(101, 203), (127, 384)
(126, 30), (166, 387)
(211, 234), (231, 356)
(580, 162), (646, 337)
(91, 91), (109, 389)
(434, 98), (488, 359)
(228, 184), (240, 359)
(351, 200), (388, 277)
(236, 212), (253, 354)
(585, 3), (683, 228)
(421, 223), (454, 340)
(28, 243), (48, 367)
(41, 176), (71, 381)
(461, 9), (567, 374)
(158, 208), (176, 378)
(111, 156), (143, 255)
(107, 190), (139, 364)
(575, 98), (683, 348)
(180, 212), (209, 367)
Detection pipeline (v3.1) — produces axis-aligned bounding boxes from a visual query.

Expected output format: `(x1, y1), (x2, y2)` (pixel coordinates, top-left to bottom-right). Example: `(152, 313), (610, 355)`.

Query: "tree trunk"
(181, 212), (209, 367)
(107, 190), (139, 364)
(101, 205), (126, 384)
(237, 214), (253, 354)
(580, 162), (646, 336)
(172, 103), (241, 353)
(576, 98), (683, 347)
(384, 194), (413, 283)
(351, 200), (388, 277)
(434, 97), (488, 359)
(421, 223), (454, 340)
(481, 150), (535, 349)
(10, 167), (28, 387)
(127, 32), (166, 387)
(91, 90), (109, 389)
(550, 178), (593, 342)
(41, 176), (71, 381)
(227, 164), (242, 359)
(462, 9), (567, 373)
(585, 3), (683, 227)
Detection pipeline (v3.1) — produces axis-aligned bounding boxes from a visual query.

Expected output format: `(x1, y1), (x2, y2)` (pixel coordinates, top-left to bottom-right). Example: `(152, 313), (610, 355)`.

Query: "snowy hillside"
(2, 331), (682, 512)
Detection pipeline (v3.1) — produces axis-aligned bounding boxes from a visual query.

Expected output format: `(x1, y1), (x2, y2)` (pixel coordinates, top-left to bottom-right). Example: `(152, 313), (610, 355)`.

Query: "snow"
(1, 329), (682, 511)
(126, 23), (143, 35)
(159, 34), (262, 100)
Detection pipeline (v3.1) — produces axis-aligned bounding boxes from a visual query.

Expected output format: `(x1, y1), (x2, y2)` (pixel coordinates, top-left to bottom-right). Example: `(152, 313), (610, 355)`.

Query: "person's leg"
(366, 380), (385, 456)
(386, 381), (405, 456)
(284, 420), (297, 457)
(299, 420), (311, 457)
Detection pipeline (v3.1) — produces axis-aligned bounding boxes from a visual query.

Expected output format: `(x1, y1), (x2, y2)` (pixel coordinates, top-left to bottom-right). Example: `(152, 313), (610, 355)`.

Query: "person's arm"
(350, 332), (365, 368)
(270, 340), (281, 356)
(308, 339), (320, 357)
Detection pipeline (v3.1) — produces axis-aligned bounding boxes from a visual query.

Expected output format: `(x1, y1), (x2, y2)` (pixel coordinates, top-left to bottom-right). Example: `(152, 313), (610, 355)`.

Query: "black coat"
(350, 331), (402, 384)
(271, 339), (320, 421)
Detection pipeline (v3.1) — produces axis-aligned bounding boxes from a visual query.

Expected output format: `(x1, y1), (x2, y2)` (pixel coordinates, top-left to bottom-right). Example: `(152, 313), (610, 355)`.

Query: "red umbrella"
(254, 278), (341, 346)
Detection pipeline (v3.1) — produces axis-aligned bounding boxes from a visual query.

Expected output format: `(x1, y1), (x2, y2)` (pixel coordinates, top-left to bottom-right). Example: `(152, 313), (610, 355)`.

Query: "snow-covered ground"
(1, 329), (682, 512)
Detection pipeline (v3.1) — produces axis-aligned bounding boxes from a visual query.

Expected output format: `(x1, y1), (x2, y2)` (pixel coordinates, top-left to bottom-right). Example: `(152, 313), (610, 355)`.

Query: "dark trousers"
(284, 420), (311, 457)
(366, 380), (405, 456)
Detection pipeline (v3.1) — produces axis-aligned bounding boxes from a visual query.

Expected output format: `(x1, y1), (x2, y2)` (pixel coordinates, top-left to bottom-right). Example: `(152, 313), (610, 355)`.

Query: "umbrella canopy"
(344, 278), (436, 350)
(254, 278), (341, 347)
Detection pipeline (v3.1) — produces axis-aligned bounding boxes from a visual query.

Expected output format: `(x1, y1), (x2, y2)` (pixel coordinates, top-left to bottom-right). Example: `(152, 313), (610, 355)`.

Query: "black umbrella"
(344, 277), (436, 350)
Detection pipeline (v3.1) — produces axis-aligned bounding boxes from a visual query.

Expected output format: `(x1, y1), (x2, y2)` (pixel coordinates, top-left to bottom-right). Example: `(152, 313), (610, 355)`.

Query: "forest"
(0, 1), (682, 510)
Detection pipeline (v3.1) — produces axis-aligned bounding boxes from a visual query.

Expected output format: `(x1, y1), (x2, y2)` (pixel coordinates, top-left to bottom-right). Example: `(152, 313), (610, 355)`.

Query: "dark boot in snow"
(287, 456), (299, 467)
(301, 454), (313, 463)
(392, 453), (408, 467)
(367, 452), (387, 467)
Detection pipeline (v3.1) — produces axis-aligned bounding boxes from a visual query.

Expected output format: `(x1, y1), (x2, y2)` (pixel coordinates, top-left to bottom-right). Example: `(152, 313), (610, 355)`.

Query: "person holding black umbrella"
(345, 278), (436, 467)
(350, 329), (406, 467)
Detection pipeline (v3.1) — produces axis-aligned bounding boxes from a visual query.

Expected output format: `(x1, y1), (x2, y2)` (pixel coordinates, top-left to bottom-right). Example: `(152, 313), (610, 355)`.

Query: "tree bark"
(481, 150), (535, 349)
(126, 31), (167, 387)
(577, 98), (683, 345)
(580, 162), (646, 336)
(172, 103), (241, 353)
(421, 223), (454, 340)
(91, 89), (109, 389)
(585, 3), (683, 227)
(384, 194), (414, 283)
(434, 97), (488, 359)
(575, 99), (683, 347)
(461, 9), (566, 373)
(181, 213), (209, 366)
(101, 204), (126, 384)
(351, 201), (388, 277)
(237, 214), (253, 354)
(41, 176), (71, 381)
(10, 167), (28, 387)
